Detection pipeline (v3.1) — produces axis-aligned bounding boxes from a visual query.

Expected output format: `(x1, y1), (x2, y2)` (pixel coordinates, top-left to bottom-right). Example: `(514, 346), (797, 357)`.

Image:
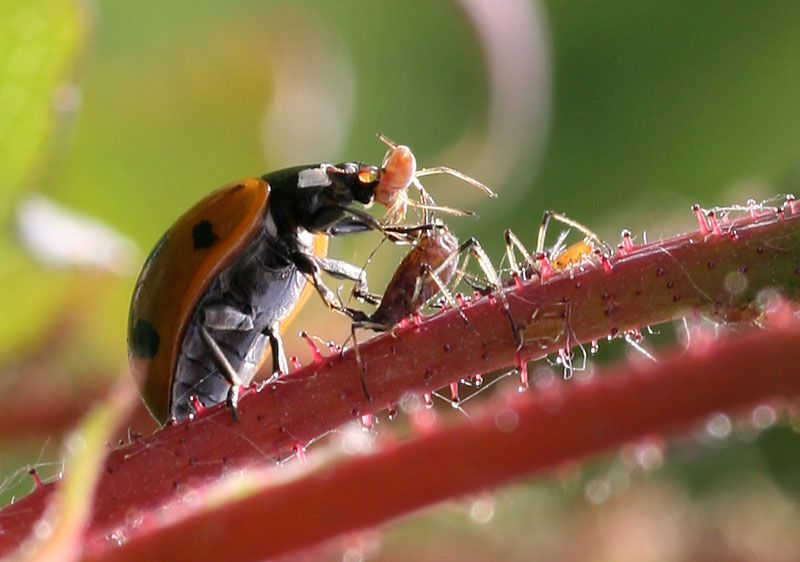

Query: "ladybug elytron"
(128, 138), (494, 424)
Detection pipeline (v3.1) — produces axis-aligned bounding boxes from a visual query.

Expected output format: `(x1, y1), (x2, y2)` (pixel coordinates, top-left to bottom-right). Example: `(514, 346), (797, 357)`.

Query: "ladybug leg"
(198, 302), (269, 421)
(326, 217), (375, 237)
(336, 207), (422, 244)
(308, 269), (347, 314)
(336, 207), (383, 232)
(198, 324), (244, 421)
(316, 256), (387, 315)
(263, 320), (288, 378)
(328, 215), (439, 247)
(292, 252), (364, 320)
(315, 257), (372, 300)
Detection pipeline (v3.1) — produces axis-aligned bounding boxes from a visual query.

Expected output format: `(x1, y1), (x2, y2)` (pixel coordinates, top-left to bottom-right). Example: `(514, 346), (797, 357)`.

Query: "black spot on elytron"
(192, 220), (218, 250)
(131, 319), (160, 358)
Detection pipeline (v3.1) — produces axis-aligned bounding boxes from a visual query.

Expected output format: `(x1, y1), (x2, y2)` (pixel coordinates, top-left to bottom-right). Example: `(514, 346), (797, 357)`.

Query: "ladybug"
(128, 160), (406, 424)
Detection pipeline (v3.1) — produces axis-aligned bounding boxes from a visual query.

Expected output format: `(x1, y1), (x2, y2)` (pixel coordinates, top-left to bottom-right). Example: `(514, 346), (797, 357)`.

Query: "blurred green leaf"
(759, 426), (800, 499)
(0, 1), (89, 364)
(0, 0), (85, 209)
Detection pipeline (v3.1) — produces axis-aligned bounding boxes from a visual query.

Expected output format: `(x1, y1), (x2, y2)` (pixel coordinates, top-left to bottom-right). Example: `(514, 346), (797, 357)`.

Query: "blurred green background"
(2, 0), (800, 559)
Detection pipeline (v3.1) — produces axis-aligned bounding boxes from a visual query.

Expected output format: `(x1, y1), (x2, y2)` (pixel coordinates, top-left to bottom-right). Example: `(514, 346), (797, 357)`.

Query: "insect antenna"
(403, 195), (477, 218)
(415, 166), (497, 198)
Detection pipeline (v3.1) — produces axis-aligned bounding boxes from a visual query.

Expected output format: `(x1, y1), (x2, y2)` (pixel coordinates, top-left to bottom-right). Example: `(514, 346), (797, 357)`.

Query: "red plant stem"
(80, 320), (800, 562)
(0, 210), (798, 554)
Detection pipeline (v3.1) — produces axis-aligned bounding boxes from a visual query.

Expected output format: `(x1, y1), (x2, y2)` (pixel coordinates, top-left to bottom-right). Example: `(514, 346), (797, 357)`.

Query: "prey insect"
(374, 134), (496, 223)
(504, 210), (613, 281)
(347, 220), (505, 401)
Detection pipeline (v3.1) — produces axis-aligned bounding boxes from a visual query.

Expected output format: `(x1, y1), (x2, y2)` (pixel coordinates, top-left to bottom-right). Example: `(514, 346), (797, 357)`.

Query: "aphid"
(128, 138), (487, 424)
(352, 223), (500, 329)
(504, 210), (611, 281)
(348, 220), (506, 400)
(374, 134), (497, 223)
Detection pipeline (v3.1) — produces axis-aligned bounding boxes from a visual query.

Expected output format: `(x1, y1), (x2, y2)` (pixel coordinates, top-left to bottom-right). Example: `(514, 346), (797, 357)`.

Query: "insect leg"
(504, 229), (533, 278)
(315, 257), (373, 302)
(326, 217), (376, 237)
(350, 322), (375, 404)
(336, 207), (385, 234)
(198, 324), (244, 421)
(306, 255), (382, 317)
(537, 210), (612, 255)
(376, 132), (398, 149)
(318, 255), (383, 306)
(336, 206), (435, 245)
(199, 303), (281, 421)
(263, 320), (288, 377)
(414, 166), (497, 198)
(403, 198), (476, 218)
(410, 237), (499, 325)
(455, 237), (502, 289)
(292, 252), (365, 321)
(417, 262), (467, 324)
(351, 287), (382, 306)
(445, 237), (522, 348)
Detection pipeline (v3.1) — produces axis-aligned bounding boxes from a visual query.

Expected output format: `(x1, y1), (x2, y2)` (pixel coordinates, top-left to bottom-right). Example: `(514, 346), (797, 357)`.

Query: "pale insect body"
(374, 134), (497, 224)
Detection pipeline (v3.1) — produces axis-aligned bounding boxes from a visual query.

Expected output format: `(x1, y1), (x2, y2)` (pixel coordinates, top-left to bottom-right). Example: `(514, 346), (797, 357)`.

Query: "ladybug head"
(325, 162), (380, 205)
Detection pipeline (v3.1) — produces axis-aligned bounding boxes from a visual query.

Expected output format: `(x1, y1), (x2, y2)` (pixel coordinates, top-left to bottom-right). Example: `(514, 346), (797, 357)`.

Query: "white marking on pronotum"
(297, 166), (332, 188)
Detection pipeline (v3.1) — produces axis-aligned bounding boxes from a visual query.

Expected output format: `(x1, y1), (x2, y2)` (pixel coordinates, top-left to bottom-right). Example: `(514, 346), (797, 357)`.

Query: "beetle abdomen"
(170, 232), (308, 420)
